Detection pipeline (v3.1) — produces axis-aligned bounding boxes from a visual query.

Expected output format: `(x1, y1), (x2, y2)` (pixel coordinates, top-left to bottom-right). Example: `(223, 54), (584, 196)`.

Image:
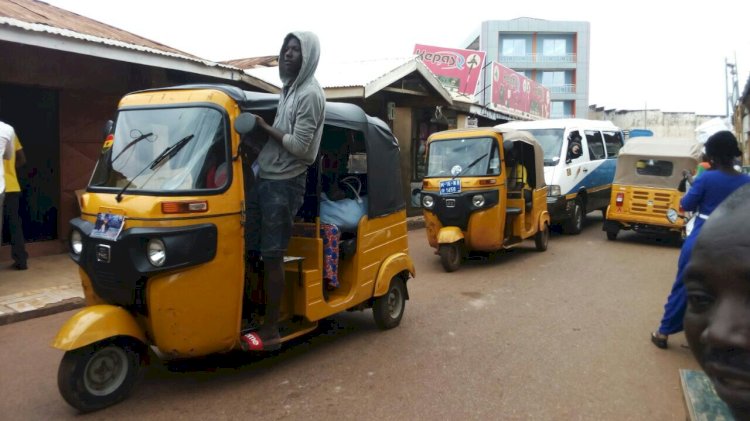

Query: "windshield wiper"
(115, 134), (195, 202)
(111, 132), (154, 164)
(453, 153), (488, 179)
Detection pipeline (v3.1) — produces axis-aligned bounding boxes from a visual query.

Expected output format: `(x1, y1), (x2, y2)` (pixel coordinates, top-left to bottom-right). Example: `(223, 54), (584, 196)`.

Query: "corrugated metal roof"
(0, 0), (192, 57)
(224, 55), (279, 69)
(0, 0), (281, 92)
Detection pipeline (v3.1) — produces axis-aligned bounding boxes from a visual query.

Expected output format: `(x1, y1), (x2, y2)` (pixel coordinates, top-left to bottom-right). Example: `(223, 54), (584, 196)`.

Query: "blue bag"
(320, 177), (367, 231)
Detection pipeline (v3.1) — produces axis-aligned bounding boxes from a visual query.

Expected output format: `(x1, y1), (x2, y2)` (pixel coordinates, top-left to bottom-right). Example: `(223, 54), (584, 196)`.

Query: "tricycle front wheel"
(438, 244), (462, 272)
(58, 337), (145, 412)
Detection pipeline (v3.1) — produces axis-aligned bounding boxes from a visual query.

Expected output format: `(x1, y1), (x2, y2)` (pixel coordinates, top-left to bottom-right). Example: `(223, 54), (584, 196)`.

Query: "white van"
(496, 119), (625, 234)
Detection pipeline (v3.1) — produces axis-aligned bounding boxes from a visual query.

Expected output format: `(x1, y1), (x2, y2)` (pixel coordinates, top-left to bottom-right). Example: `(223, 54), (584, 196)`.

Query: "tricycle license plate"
(439, 179), (461, 195)
(90, 212), (125, 241)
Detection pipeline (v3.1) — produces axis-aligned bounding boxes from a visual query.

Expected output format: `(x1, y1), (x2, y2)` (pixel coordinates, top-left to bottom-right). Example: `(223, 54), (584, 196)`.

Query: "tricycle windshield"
(524, 128), (564, 166)
(426, 137), (498, 178)
(90, 106), (229, 192)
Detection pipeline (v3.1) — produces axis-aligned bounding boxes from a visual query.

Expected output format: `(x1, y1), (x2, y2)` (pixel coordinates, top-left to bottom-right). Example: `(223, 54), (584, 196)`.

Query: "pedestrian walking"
(651, 131), (750, 349)
(3, 130), (29, 270)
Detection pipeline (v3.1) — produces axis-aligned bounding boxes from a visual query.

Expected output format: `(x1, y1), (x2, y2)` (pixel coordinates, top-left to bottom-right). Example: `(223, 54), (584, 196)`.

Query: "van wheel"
(438, 244), (462, 272)
(373, 277), (406, 330)
(564, 199), (584, 235)
(535, 223), (550, 251)
(606, 229), (618, 241)
(58, 338), (144, 412)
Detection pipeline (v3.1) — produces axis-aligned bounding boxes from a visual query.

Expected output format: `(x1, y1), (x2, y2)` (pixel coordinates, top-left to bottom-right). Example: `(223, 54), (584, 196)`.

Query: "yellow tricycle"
(53, 84), (414, 412)
(421, 127), (550, 272)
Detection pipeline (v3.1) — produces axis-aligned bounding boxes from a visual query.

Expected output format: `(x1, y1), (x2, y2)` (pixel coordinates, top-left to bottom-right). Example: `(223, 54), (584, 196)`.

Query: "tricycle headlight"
(472, 194), (485, 208)
(548, 185), (561, 197)
(147, 238), (166, 267)
(422, 194), (435, 209)
(666, 208), (679, 224)
(70, 230), (83, 255)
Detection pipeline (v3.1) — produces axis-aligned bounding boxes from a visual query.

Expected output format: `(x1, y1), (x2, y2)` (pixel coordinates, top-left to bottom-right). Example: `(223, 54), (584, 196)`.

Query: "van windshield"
(426, 137), (498, 177)
(89, 107), (229, 192)
(524, 128), (564, 166)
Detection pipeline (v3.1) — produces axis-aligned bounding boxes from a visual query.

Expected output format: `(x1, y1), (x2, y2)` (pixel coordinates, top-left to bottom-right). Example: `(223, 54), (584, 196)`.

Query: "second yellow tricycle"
(421, 127), (550, 272)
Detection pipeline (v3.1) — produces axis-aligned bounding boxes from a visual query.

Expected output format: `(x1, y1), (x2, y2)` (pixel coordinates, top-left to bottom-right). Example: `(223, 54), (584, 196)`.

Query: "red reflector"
(615, 193), (624, 205)
(161, 201), (208, 214)
(478, 179), (497, 185)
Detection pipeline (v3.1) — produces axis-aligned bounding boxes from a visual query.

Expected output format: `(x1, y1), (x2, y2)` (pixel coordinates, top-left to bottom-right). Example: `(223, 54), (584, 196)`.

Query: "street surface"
(0, 215), (699, 419)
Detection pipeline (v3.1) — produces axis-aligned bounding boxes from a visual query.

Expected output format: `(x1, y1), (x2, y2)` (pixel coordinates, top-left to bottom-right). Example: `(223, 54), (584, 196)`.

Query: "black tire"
(438, 244), (462, 272)
(534, 223), (550, 251)
(563, 198), (584, 235)
(606, 230), (618, 241)
(372, 277), (407, 330)
(58, 338), (144, 413)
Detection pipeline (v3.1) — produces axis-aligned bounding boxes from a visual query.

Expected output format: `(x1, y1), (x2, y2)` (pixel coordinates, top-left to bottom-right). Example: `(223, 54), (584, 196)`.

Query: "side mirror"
(102, 120), (114, 139)
(234, 113), (256, 135)
(677, 176), (688, 193)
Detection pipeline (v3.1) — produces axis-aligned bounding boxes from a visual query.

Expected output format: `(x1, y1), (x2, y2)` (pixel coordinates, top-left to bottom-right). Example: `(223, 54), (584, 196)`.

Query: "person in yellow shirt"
(3, 133), (28, 270)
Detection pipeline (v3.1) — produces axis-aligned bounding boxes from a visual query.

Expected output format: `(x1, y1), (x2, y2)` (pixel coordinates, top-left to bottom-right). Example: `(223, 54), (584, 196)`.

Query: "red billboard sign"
(490, 62), (550, 118)
(414, 44), (485, 97)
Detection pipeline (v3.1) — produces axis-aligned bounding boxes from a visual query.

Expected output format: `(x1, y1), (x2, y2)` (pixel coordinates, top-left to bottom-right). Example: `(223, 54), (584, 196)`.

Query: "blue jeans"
(245, 173), (306, 259)
(657, 232), (697, 335)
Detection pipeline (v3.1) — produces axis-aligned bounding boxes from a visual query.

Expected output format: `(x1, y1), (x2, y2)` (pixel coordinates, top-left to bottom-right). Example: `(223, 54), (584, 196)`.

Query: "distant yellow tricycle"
(421, 127), (550, 272)
(53, 84), (414, 412)
(603, 136), (701, 240)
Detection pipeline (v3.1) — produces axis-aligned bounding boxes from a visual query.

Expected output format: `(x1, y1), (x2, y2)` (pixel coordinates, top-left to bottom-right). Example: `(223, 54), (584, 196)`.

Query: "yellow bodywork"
(606, 184), (684, 232)
(52, 305), (146, 350)
(58, 88), (413, 358)
(422, 128), (549, 253)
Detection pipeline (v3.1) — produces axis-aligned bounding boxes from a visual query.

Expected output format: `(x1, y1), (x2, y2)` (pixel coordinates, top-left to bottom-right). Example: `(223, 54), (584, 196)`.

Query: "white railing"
(500, 53), (577, 64)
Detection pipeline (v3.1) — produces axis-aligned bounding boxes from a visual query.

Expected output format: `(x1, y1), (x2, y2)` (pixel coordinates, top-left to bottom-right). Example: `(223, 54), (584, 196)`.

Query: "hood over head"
(279, 31), (321, 88)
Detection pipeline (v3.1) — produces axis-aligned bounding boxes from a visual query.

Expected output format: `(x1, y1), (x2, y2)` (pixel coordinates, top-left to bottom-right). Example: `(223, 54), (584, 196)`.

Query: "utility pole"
(726, 56), (739, 118)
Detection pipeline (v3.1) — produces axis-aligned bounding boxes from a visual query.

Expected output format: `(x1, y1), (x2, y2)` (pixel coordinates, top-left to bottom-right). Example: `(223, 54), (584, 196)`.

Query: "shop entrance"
(0, 83), (60, 244)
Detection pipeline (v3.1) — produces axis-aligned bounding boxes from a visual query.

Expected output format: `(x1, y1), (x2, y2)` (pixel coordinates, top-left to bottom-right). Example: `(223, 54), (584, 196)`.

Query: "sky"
(44, 0), (749, 116)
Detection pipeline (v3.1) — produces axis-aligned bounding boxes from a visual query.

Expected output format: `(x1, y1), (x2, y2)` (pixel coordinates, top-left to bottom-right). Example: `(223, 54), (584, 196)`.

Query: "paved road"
(0, 215), (699, 420)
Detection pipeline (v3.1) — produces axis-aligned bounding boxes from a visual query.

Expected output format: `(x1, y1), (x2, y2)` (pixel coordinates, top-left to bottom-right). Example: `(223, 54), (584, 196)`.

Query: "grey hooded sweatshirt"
(257, 31), (325, 180)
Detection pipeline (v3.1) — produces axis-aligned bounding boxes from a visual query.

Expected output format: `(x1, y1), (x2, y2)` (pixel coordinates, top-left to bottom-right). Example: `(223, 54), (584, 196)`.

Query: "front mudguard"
(437, 226), (464, 245)
(52, 305), (146, 351)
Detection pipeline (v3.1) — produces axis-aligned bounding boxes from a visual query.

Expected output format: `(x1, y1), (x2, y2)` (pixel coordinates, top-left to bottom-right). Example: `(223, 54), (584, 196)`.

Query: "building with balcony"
(465, 18), (590, 119)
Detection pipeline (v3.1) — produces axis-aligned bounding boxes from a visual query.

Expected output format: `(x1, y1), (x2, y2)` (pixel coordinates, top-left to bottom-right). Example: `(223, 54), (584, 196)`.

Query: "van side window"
(585, 130), (606, 160)
(602, 131), (623, 158)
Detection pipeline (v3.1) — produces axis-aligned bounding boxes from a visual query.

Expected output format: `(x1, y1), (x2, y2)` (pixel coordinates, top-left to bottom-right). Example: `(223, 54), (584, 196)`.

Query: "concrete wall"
(588, 107), (719, 139)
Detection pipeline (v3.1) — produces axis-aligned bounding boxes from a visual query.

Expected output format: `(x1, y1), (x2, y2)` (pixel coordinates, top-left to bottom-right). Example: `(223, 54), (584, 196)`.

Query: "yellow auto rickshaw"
(603, 136), (701, 240)
(53, 84), (414, 412)
(421, 127), (550, 272)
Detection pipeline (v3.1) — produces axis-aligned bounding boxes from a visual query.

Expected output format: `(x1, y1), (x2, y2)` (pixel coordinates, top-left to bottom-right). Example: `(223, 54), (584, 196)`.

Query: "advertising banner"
(414, 44), (485, 97)
(490, 62), (550, 119)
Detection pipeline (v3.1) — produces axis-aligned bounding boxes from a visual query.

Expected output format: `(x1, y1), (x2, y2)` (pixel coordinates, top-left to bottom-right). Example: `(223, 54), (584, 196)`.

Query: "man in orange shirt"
(3, 132), (28, 270)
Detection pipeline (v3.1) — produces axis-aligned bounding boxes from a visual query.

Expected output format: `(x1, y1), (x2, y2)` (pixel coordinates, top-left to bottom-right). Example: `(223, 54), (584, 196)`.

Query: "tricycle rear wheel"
(58, 337), (144, 412)
(372, 277), (406, 330)
(438, 244), (462, 272)
(534, 223), (550, 251)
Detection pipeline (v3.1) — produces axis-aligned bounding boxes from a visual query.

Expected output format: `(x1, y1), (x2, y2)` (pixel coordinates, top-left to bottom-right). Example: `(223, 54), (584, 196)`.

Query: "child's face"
(684, 214), (750, 417)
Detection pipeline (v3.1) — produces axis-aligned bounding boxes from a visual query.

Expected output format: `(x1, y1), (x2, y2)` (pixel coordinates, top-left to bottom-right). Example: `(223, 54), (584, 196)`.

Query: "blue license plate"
(439, 179), (461, 195)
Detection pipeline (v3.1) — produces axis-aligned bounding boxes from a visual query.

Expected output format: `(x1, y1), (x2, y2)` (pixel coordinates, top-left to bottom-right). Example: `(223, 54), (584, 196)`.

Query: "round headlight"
(147, 238), (166, 267)
(666, 208), (679, 224)
(422, 195), (435, 209)
(472, 194), (485, 208)
(70, 230), (83, 255)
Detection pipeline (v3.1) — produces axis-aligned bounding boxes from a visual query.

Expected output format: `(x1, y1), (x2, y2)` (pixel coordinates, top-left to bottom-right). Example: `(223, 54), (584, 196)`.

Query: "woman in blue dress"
(651, 131), (750, 349)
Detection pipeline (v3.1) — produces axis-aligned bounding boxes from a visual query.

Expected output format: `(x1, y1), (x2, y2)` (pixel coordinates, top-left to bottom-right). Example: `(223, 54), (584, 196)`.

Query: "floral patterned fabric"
(321, 223), (340, 288)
